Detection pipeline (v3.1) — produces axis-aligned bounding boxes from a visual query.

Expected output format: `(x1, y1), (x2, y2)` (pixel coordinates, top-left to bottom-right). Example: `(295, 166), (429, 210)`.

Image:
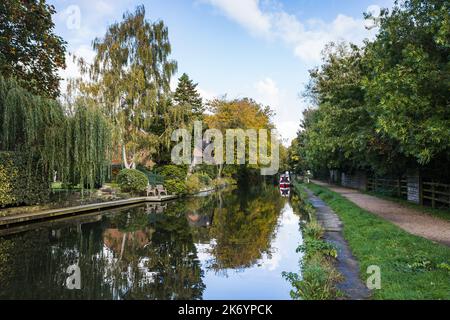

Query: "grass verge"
(307, 182), (450, 300)
(283, 183), (342, 300)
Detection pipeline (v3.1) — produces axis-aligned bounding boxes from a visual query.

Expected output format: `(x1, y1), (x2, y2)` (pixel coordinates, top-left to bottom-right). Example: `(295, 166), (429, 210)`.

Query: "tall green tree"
(82, 5), (177, 169)
(302, 43), (384, 173)
(294, 0), (450, 178)
(364, 0), (450, 166)
(0, 0), (66, 98)
(174, 73), (203, 117)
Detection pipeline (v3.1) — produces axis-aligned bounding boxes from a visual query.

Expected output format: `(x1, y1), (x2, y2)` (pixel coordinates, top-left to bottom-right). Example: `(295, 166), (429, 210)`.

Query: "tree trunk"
(122, 144), (130, 169)
(218, 163), (223, 178)
(122, 144), (136, 169)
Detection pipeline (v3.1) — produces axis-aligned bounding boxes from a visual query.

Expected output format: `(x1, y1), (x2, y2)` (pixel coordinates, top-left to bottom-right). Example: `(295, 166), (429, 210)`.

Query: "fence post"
(419, 174), (424, 206)
(431, 183), (435, 208)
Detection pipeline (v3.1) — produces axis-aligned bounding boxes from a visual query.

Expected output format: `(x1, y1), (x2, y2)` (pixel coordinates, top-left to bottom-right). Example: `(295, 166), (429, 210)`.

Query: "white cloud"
(201, 0), (271, 36)
(276, 120), (299, 146)
(94, 0), (115, 15)
(170, 77), (178, 92)
(287, 13), (375, 63)
(254, 77), (300, 145)
(203, 1), (379, 63)
(197, 87), (217, 101)
(254, 77), (280, 108)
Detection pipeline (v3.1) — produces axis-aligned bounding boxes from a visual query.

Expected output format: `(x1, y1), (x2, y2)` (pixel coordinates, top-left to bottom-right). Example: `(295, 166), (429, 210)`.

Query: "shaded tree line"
(289, 0), (450, 181)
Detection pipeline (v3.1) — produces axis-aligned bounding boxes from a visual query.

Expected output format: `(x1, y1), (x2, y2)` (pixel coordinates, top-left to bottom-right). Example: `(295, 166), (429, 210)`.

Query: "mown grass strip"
(307, 182), (450, 300)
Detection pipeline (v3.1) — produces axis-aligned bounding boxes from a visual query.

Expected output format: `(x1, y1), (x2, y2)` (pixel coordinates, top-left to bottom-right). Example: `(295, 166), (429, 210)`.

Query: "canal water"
(0, 185), (304, 300)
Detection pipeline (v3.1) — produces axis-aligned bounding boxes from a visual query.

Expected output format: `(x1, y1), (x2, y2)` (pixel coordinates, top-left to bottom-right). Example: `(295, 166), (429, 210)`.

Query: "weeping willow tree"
(66, 102), (113, 188)
(0, 76), (66, 178)
(0, 75), (112, 193)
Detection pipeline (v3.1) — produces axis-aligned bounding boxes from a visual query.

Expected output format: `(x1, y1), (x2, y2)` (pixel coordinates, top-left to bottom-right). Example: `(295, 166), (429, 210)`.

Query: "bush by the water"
(117, 169), (148, 194)
(156, 165), (187, 181)
(0, 152), (50, 207)
(186, 172), (213, 194)
(284, 253), (342, 300)
(164, 179), (187, 195)
(152, 164), (234, 195)
(156, 166), (215, 195)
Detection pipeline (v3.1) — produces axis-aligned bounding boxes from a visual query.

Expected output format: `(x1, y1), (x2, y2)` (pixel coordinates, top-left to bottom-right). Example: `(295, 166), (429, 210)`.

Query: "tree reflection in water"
(0, 185), (290, 299)
(0, 204), (205, 299)
(194, 186), (284, 272)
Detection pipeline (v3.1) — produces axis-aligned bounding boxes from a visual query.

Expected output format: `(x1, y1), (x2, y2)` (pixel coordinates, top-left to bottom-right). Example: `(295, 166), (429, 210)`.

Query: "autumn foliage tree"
(205, 98), (275, 179)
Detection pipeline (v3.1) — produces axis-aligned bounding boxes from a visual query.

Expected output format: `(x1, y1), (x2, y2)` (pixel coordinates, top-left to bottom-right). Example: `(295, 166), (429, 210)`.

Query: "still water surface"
(0, 186), (303, 299)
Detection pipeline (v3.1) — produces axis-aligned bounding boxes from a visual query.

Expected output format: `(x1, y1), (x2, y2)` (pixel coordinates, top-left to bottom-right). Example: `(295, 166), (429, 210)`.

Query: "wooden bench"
(146, 184), (157, 197)
(156, 184), (168, 196)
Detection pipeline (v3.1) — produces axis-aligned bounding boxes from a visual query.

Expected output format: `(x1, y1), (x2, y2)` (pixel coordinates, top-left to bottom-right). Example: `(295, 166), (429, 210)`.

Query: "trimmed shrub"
(164, 179), (187, 195)
(155, 165), (187, 181)
(0, 152), (50, 207)
(116, 169), (148, 194)
(186, 174), (202, 194)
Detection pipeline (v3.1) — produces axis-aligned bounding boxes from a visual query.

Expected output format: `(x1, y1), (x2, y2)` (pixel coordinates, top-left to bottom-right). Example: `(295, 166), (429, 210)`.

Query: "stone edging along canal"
(304, 188), (371, 300)
(0, 195), (178, 228)
(0, 185), (225, 229)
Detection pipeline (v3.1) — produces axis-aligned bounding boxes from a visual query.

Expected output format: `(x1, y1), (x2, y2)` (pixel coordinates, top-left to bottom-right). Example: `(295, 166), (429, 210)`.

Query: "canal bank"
(286, 182), (370, 300)
(307, 182), (450, 300)
(0, 184), (233, 229)
(0, 195), (178, 228)
(304, 188), (370, 300)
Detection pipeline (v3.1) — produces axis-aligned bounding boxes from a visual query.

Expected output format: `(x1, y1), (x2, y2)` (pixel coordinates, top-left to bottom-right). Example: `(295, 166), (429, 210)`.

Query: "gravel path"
(312, 180), (450, 247)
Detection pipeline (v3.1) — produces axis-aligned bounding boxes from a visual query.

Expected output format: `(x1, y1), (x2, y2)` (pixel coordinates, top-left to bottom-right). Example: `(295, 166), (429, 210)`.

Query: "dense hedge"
(117, 169), (148, 194)
(0, 152), (49, 207)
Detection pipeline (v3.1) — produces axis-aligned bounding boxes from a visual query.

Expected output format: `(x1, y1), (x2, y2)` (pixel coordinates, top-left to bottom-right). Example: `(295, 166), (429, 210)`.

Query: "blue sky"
(50, 0), (395, 145)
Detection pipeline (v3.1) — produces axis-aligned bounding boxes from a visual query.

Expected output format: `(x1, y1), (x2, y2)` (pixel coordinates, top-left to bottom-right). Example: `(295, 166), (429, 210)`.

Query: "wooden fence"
(367, 177), (450, 209)
(422, 181), (450, 208)
(367, 178), (408, 198)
